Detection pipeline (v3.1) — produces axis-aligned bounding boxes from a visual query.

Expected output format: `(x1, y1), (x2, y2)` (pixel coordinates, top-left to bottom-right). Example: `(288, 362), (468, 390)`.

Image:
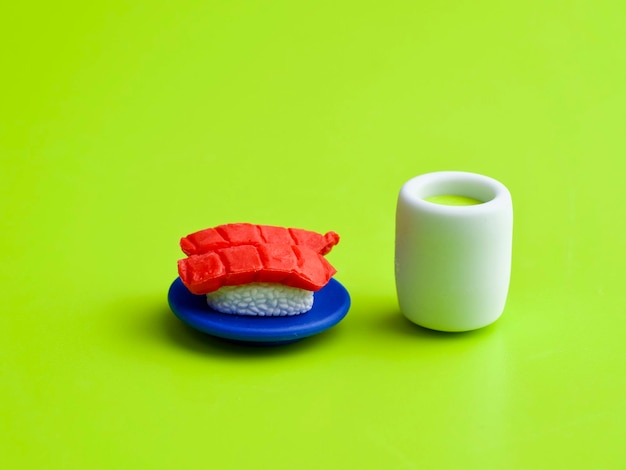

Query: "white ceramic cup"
(395, 171), (513, 332)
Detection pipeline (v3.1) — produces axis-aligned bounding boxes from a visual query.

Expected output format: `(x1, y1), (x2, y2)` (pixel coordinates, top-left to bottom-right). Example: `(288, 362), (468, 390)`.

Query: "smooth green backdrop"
(2, 1), (625, 468)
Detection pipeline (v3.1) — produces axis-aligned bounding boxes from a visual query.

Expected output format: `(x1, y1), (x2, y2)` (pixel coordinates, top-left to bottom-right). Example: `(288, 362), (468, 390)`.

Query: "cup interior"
(415, 174), (499, 204)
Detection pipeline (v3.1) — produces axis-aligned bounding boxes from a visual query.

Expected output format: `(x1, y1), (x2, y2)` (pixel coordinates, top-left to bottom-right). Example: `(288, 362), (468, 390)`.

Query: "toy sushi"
(168, 223), (351, 344)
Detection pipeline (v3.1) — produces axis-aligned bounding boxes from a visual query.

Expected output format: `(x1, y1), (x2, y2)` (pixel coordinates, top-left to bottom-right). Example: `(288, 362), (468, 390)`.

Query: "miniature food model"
(178, 223), (340, 316)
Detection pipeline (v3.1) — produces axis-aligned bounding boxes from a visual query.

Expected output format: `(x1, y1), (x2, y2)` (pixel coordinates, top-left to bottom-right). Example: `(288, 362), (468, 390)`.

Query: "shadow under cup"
(395, 171), (513, 332)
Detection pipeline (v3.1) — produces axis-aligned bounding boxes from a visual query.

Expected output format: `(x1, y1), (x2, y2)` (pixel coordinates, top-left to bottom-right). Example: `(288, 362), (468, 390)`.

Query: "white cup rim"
(399, 171), (511, 214)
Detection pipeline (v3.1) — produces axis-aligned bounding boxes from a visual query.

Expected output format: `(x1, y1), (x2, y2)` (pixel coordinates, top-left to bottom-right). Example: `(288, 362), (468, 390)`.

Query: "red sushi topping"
(180, 223), (339, 257)
(178, 224), (340, 294)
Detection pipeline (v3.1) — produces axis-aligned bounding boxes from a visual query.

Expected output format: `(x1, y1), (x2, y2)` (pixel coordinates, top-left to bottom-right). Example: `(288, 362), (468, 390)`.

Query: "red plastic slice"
(258, 225), (293, 245)
(220, 245), (263, 285)
(284, 246), (337, 291)
(288, 228), (339, 256)
(177, 252), (225, 294)
(180, 223), (340, 256)
(216, 223), (264, 247)
(178, 244), (337, 295)
(256, 244), (297, 283)
(180, 228), (228, 256)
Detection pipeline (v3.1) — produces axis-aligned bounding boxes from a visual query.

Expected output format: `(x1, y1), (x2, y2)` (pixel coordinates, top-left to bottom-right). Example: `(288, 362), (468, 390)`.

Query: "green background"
(2, 1), (625, 468)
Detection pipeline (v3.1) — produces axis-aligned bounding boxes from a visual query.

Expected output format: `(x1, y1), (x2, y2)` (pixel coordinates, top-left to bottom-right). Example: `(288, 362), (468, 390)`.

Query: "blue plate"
(168, 278), (351, 345)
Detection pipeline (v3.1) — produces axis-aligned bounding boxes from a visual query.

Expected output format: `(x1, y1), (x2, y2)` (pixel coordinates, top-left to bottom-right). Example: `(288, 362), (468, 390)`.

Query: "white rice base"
(206, 282), (314, 316)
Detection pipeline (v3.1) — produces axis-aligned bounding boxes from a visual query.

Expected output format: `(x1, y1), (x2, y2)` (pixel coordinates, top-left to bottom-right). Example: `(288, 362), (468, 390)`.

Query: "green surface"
(424, 195), (483, 206)
(2, 1), (625, 469)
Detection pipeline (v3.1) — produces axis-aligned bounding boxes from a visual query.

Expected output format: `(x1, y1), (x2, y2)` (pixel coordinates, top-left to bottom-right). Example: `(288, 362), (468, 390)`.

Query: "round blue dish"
(168, 278), (351, 345)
